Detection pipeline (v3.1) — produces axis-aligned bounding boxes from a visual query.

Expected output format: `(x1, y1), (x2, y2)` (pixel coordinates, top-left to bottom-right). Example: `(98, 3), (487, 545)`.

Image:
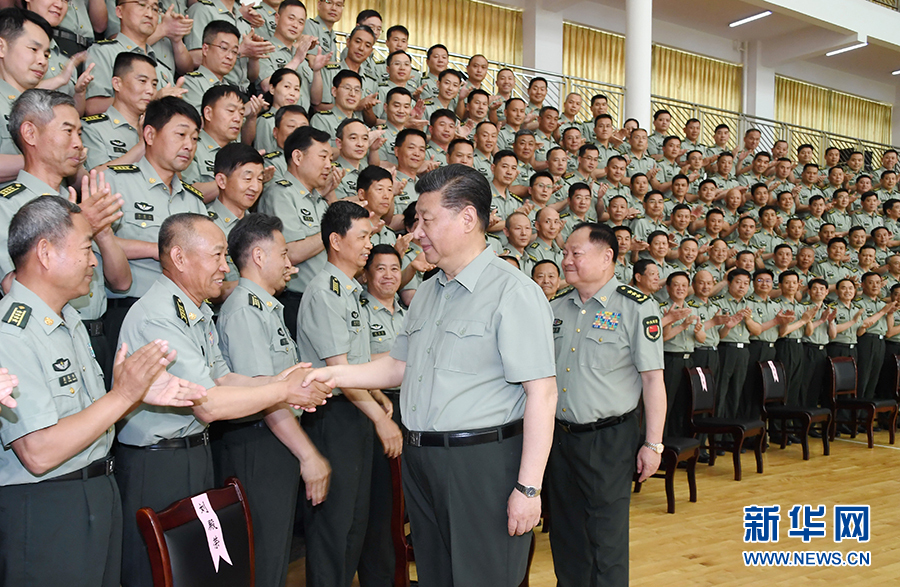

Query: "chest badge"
(53, 358), (71, 372)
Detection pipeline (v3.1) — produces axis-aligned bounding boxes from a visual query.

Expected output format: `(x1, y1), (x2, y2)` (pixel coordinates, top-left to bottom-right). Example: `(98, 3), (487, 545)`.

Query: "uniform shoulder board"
(185, 70), (204, 77)
(81, 113), (108, 123)
(248, 293), (263, 310)
(559, 212), (570, 218)
(108, 164), (140, 173)
(330, 275), (341, 296)
(0, 182), (25, 199)
(207, 209), (218, 220)
(317, 109), (334, 116)
(527, 254), (538, 262)
(528, 241), (540, 250)
(364, 73), (378, 81)
(183, 183), (204, 200)
(95, 38), (117, 45)
(276, 179), (292, 187)
(411, 66), (420, 72)
(2, 303), (31, 328)
(325, 63), (342, 70)
(260, 111), (275, 118)
(511, 193), (524, 204)
(852, 296), (862, 303)
(374, 58), (385, 65)
(617, 284), (650, 303)
(196, 0), (214, 4)
(563, 173), (575, 180)
(378, 82), (389, 88)
(686, 299), (699, 308)
(359, 295), (369, 307)
(173, 295), (190, 326)
(551, 285), (573, 301)
(423, 100), (434, 106)
(659, 300), (670, 308)
(264, 150), (282, 159)
(711, 294), (725, 302)
(486, 232), (500, 240)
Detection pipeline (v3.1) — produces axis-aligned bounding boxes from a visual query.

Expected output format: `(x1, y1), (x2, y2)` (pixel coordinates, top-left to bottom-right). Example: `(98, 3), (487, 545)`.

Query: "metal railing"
(334, 32), (897, 168)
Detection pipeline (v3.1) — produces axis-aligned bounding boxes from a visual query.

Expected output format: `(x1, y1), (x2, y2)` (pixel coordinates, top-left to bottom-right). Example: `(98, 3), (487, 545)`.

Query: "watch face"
(525, 487), (537, 497)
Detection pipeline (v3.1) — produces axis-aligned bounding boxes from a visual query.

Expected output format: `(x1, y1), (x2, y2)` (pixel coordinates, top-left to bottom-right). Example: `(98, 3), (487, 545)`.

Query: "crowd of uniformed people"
(0, 1), (894, 586)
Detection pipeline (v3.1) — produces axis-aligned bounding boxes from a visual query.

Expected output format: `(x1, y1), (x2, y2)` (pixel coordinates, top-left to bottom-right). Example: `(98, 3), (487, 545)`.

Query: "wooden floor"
(287, 431), (900, 586)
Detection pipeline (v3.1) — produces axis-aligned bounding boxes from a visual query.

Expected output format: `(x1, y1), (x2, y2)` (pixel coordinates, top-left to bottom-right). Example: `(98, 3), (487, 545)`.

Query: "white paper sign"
(190, 493), (233, 572)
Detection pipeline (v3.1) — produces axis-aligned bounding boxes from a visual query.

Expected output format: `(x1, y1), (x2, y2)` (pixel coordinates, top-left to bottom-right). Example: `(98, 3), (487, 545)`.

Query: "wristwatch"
(514, 482), (541, 498)
(643, 441), (664, 454)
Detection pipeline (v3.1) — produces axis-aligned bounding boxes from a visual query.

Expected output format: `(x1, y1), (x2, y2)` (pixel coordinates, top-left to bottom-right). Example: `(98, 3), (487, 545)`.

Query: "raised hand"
(69, 170), (123, 237)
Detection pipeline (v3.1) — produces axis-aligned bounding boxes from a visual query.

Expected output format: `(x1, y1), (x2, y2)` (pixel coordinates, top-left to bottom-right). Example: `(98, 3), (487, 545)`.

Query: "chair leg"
(708, 435), (717, 467)
(687, 452), (698, 503)
(754, 432), (764, 474)
(731, 432), (744, 481)
(849, 409), (859, 439)
(821, 417), (831, 456)
(633, 479), (642, 494)
(889, 408), (898, 445)
(864, 408), (876, 449)
(665, 455), (677, 514)
(828, 410), (837, 442)
(799, 417), (812, 461)
(779, 419), (787, 449)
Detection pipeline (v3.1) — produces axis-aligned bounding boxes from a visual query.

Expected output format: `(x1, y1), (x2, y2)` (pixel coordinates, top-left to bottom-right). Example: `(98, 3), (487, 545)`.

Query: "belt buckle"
(683, 353), (690, 360)
(737, 343), (744, 349)
(407, 430), (421, 447)
(105, 457), (115, 475)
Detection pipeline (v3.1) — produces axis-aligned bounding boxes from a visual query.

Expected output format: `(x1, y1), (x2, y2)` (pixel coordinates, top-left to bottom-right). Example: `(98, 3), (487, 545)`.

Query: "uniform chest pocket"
(435, 319), (487, 374)
(580, 330), (626, 371)
(124, 209), (162, 230)
(49, 370), (87, 416)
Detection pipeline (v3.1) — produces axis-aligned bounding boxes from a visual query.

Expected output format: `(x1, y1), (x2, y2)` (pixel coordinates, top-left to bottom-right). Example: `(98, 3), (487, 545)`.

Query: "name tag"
(58, 373), (78, 386)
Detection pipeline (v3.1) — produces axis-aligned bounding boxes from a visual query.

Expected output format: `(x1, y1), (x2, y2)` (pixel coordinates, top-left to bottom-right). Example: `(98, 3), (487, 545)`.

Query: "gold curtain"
(561, 24), (741, 111)
(308, 0), (523, 65)
(652, 45), (741, 111)
(562, 23), (625, 85)
(776, 76), (892, 144)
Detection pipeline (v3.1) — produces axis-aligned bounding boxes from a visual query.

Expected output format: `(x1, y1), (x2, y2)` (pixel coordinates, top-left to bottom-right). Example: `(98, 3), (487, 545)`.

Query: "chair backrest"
(759, 360), (787, 405)
(892, 354), (900, 402)
(686, 366), (716, 417)
(828, 356), (857, 401)
(136, 477), (254, 587)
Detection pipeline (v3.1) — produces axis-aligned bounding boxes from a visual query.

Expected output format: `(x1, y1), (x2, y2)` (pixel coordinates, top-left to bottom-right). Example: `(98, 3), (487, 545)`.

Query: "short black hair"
(466, 88), (490, 105)
(0, 8), (52, 45)
(571, 222), (618, 258)
(493, 149), (516, 165)
(113, 52), (157, 79)
(385, 86), (412, 105)
(202, 19), (240, 45)
(568, 182), (590, 198)
(365, 243), (401, 272)
(415, 164), (491, 232)
(143, 96), (201, 132)
(333, 69), (362, 89)
(227, 213), (284, 272)
(528, 76), (547, 89)
(214, 142), (264, 177)
(335, 117), (368, 141)
(284, 125), (330, 166)
(429, 108), (456, 126)
(529, 170), (553, 187)
(321, 200), (370, 252)
(386, 24), (409, 39)
(426, 43), (448, 59)
(728, 268), (751, 282)
(395, 127), (427, 150)
(386, 50), (410, 67)
(201, 84), (246, 115)
(357, 164), (391, 192)
(356, 8), (381, 23)
(447, 138), (473, 156)
(278, 0), (306, 13)
(158, 213), (215, 264)
(438, 69), (464, 84)
(274, 104), (308, 128)
(531, 259), (559, 278)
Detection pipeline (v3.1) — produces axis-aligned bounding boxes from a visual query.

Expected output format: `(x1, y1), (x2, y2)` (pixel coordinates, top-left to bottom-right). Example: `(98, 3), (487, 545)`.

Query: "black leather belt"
(860, 333), (885, 340)
(215, 420), (267, 434)
(830, 342), (855, 349)
(804, 343), (826, 350)
(665, 352), (691, 360)
(556, 411), (632, 433)
(122, 431), (209, 451)
(82, 319), (104, 337)
(54, 28), (93, 48)
(403, 420), (523, 447)
(720, 342), (747, 348)
(46, 456), (114, 482)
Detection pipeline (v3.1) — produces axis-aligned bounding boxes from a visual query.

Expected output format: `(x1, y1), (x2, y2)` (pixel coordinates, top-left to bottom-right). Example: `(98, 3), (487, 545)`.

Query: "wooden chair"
(686, 366), (765, 481)
(758, 360), (831, 460)
(389, 456), (536, 587)
(633, 436), (700, 514)
(827, 356), (898, 448)
(136, 477), (254, 587)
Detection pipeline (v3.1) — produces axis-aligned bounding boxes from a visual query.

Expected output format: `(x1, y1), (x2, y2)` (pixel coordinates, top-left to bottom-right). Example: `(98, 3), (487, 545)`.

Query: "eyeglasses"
(337, 85), (362, 95)
(210, 43), (240, 58)
(119, 0), (160, 13)
(320, 0), (344, 6)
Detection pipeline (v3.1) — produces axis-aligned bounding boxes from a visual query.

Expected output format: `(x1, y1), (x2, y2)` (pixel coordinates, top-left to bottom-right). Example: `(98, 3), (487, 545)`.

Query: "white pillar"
(892, 86), (900, 146)
(744, 41), (776, 121)
(624, 0), (652, 127)
(521, 1), (564, 107)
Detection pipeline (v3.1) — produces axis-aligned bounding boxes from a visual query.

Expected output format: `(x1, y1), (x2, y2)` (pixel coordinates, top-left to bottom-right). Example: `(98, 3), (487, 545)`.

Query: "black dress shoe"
(697, 451), (710, 464)
(857, 425), (868, 434)
(873, 425), (883, 432)
(716, 449), (726, 456)
(838, 424), (854, 435)
(809, 430), (822, 438)
(788, 434), (803, 444)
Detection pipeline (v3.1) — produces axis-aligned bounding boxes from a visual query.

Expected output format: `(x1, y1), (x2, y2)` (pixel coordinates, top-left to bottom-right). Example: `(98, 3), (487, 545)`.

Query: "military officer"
(855, 272), (896, 400)
(332, 118), (371, 201)
(185, 0), (263, 89)
(179, 21), (240, 111)
(310, 69), (367, 143)
(216, 213), (331, 587)
(116, 212), (330, 587)
(302, 0), (340, 58)
(257, 125), (339, 337)
(661, 270), (700, 436)
(260, 104), (309, 181)
(549, 222), (665, 587)
(715, 269), (753, 419)
(742, 269), (791, 418)
(774, 271), (816, 410)
(0, 196), (204, 587)
(801, 279), (834, 408)
(523, 206), (564, 275)
(302, 165), (558, 587)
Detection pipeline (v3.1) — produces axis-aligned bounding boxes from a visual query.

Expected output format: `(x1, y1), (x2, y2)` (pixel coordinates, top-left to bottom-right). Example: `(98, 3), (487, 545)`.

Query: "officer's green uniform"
(801, 301), (830, 408)
(654, 159), (681, 198)
(625, 152), (655, 178)
(258, 41), (315, 111)
(0, 171), (68, 276)
(647, 131), (665, 156)
(660, 298), (695, 436)
(715, 291), (751, 419)
(614, 257), (633, 284)
(393, 170), (417, 215)
(743, 292), (781, 418)
(369, 226), (397, 247)
(426, 140), (448, 167)
(254, 111), (278, 154)
(549, 278), (663, 586)
(630, 215), (667, 245)
(599, 179), (632, 208)
(302, 16), (337, 58)
(84, 36), (174, 102)
(775, 296), (807, 410)
(0, 281), (121, 587)
(182, 129), (228, 185)
(559, 210), (597, 242)
(357, 289), (405, 587)
(376, 122), (402, 167)
(257, 173), (327, 335)
(215, 277), (301, 587)
(878, 306), (900, 400)
(206, 198), (244, 283)
(116, 275), (227, 587)
(825, 208), (852, 235)
(58, 0), (95, 50)
(47, 39), (77, 95)
(736, 171), (766, 189)
(318, 61), (379, 107)
(185, 0), (252, 88)
(374, 79), (418, 119)
(851, 210), (883, 234)
(712, 173), (740, 192)
(827, 299), (862, 360)
(389, 246), (554, 586)
(262, 149), (287, 181)
(81, 107), (140, 170)
(333, 156), (365, 200)
(473, 148), (493, 181)
(496, 124), (518, 151)
(296, 262), (374, 587)
(180, 64), (226, 112)
(523, 236), (563, 276)
(0, 79), (22, 154)
(533, 129), (555, 162)
(255, 1), (278, 39)
(374, 59), (422, 86)
(856, 294), (887, 400)
(310, 106), (362, 145)
(687, 293), (721, 377)
(812, 259), (858, 301)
